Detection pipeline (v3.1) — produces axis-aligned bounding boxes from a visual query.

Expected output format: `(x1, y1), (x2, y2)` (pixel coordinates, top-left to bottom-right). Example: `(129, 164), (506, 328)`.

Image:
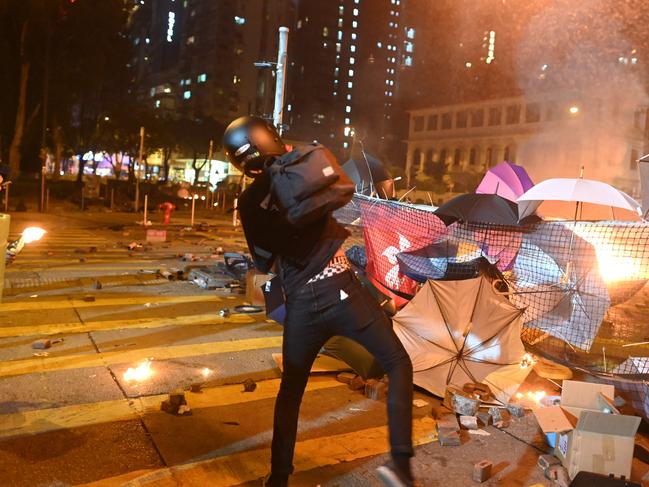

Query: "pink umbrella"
(476, 162), (534, 203)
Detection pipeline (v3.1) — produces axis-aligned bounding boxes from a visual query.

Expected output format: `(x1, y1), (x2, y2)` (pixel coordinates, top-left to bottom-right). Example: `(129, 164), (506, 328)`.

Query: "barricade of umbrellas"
(327, 157), (649, 413)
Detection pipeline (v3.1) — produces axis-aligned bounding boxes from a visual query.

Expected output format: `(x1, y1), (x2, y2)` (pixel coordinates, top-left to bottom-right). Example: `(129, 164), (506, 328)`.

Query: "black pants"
(271, 271), (414, 477)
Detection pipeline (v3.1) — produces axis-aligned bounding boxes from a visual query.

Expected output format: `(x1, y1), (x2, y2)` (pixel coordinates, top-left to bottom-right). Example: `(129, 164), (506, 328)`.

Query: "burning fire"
(515, 390), (547, 406)
(520, 353), (537, 369)
(22, 227), (46, 244)
(201, 367), (212, 378)
(123, 359), (154, 383)
(572, 227), (645, 283)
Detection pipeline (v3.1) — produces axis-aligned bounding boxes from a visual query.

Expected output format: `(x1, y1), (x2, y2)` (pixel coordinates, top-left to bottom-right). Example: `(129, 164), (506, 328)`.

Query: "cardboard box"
(534, 380), (641, 480)
(245, 270), (272, 306)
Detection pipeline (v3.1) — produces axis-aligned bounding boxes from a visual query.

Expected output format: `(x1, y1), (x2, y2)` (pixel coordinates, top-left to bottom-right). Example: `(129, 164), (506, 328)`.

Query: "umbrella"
(476, 161), (534, 203)
(391, 276), (529, 403)
(396, 238), (493, 282)
(509, 222), (610, 351)
(343, 152), (393, 197)
(261, 275), (286, 325)
(517, 178), (642, 221)
(434, 193), (521, 227)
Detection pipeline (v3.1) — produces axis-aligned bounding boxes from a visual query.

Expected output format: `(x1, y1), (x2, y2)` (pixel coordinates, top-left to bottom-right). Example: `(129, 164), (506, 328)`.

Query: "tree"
(176, 118), (225, 185)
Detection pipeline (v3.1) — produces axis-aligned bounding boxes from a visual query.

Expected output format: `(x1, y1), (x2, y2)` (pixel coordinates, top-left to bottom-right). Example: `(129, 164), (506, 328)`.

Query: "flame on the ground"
(22, 227), (46, 244)
(201, 367), (212, 378)
(515, 390), (547, 406)
(123, 359), (154, 383)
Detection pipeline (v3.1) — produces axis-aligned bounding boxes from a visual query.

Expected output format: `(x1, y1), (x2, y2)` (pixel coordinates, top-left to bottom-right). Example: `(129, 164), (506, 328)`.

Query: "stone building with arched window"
(405, 94), (649, 197)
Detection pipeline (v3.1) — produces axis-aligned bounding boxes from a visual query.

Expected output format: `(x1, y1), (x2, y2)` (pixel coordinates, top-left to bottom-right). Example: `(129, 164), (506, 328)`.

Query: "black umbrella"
(434, 193), (520, 226)
(342, 152), (392, 195)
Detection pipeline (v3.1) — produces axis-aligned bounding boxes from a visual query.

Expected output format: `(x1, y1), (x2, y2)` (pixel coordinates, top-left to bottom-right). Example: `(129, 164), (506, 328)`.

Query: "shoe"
(376, 463), (419, 487)
(262, 473), (288, 487)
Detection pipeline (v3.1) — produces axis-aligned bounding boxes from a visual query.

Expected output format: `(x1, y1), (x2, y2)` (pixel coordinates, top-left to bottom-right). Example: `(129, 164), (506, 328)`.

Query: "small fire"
(22, 227), (46, 244)
(201, 367), (212, 378)
(515, 390), (547, 406)
(123, 359), (154, 383)
(520, 353), (537, 369)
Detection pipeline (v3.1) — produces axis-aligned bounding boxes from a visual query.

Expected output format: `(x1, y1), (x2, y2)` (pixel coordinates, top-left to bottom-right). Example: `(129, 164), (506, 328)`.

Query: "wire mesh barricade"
(339, 195), (649, 385)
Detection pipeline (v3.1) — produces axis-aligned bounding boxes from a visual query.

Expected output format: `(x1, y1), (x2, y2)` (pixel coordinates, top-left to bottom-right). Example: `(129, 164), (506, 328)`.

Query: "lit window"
(348, 69), (354, 76)
(163, 87), (171, 93)
(405, 41), (413, 53)
(344, 127), (351, 136)
(353, 8), (359, 16)
(197, 73), (207, 82)
(155, 100), (161, 108)
(234, 16), (246, 25)
(404, 56), (412, 66)
(347, 81), (353, 88)
(345, 118), (350, 124)
(347, 94), (351, 100)
(145, 37), (150, 44)
(150, 87), (155, 97)
(339, 6), (344, 14)
(351, 33), (357, 40)
(346, 105), (352, 113)
(377, 41), (382, 48)
(351, 45), (356, 52)
(233, 75), (240, 84)
(352, 21), (358, 28)
(323, 26), (329, 37)
(350, 57), (355, 64)
(183, 90), (191, 100)
(343, 142), (349, 148)
(338, 31), (343, 40)
(407, 28), (415, 39)
(186, 36), (195, 45)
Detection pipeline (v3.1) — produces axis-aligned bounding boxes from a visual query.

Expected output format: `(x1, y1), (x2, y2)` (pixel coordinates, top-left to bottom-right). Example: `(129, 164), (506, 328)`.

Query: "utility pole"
(273, 27), (289, 134)
(134, 126), (145, 212)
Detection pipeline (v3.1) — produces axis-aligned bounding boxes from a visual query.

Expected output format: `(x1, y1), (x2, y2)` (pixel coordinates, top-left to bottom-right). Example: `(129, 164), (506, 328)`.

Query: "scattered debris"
(242, 378), (257, 392)
(33, 351), (49, 357)
(82, 295), (95, 302)
(476, 411), (492, 427)
(472, 460), (492, 483)
(412, 399), (429, 408)
(544, 464), (570, 487)
(468, 429), (490, 437)
(596, 392), (620, 414)
(364, 379), (387, 401)
(233, 304), (263, 314)
(459, 415), (479, 430)
(537, 454), (561, 472)
(93, 280), (102, 290)
(336, 372), (357, 385)
(161, 392), (191, 415)
(223, 421), (240, 426)
(348, 375), (366, 391)
(435, 409), (461, 447)
(506, 403), (526, 418)
(447, 387), (480, 416)
(494, 419), (510, 429)
(218, 308), (231, 318)
(463, 382), (493, 402)
(31, 339), (51, 350)
(488, 406), (511, 424)
(128, 242), (142, 251)
(189, 383), (203, 393)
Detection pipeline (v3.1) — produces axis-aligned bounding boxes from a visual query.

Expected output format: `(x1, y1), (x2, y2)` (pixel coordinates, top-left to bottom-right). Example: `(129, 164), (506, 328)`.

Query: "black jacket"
(237, 172), (349, 295)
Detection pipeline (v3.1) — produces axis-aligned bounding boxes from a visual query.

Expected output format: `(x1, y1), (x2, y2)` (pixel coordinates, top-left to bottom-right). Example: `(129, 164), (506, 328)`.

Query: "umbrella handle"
(491, 279), (513, 296)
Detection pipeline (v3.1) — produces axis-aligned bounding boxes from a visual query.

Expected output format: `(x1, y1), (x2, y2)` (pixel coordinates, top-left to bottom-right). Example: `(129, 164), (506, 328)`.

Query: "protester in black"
(223, 116), (416, 487)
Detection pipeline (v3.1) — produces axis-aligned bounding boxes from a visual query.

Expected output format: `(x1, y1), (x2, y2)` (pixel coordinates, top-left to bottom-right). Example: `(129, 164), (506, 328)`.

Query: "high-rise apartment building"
(284, 0), (411, 159)
(128, 0), (295, 124)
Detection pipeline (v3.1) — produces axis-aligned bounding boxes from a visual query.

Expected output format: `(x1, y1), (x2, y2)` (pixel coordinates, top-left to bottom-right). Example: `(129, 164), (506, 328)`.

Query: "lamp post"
(134, 126), (145, 213)
(254, 26), (290, 134)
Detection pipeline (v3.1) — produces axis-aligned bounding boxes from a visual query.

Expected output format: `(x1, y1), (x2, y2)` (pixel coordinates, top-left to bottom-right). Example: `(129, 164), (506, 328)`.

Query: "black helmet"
(222, 116), (286, 176)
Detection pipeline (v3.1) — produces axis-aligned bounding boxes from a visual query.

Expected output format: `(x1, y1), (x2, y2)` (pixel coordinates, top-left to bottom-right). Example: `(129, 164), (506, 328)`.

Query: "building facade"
(406, 95), (649, 196)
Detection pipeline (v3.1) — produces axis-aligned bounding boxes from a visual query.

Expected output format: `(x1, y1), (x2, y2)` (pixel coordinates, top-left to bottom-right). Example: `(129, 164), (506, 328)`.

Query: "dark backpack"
(268, 144), (354, 226)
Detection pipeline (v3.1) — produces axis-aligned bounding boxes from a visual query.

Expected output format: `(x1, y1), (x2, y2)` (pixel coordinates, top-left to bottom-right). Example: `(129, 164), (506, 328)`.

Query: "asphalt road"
(0, 204), (587, 486)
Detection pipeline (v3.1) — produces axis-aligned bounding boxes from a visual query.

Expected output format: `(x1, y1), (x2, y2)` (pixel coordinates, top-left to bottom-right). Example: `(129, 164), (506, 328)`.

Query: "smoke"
(514, 0), (649, 193)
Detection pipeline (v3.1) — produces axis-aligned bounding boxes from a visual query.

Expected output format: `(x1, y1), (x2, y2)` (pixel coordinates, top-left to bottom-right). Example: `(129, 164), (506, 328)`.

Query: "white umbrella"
(392, 276), (529, 403)
(517, 178), (642, 221)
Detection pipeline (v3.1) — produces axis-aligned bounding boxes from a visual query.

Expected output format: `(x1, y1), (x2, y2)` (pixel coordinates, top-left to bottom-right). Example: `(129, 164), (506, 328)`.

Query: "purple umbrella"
(476, 162), (534, 203)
